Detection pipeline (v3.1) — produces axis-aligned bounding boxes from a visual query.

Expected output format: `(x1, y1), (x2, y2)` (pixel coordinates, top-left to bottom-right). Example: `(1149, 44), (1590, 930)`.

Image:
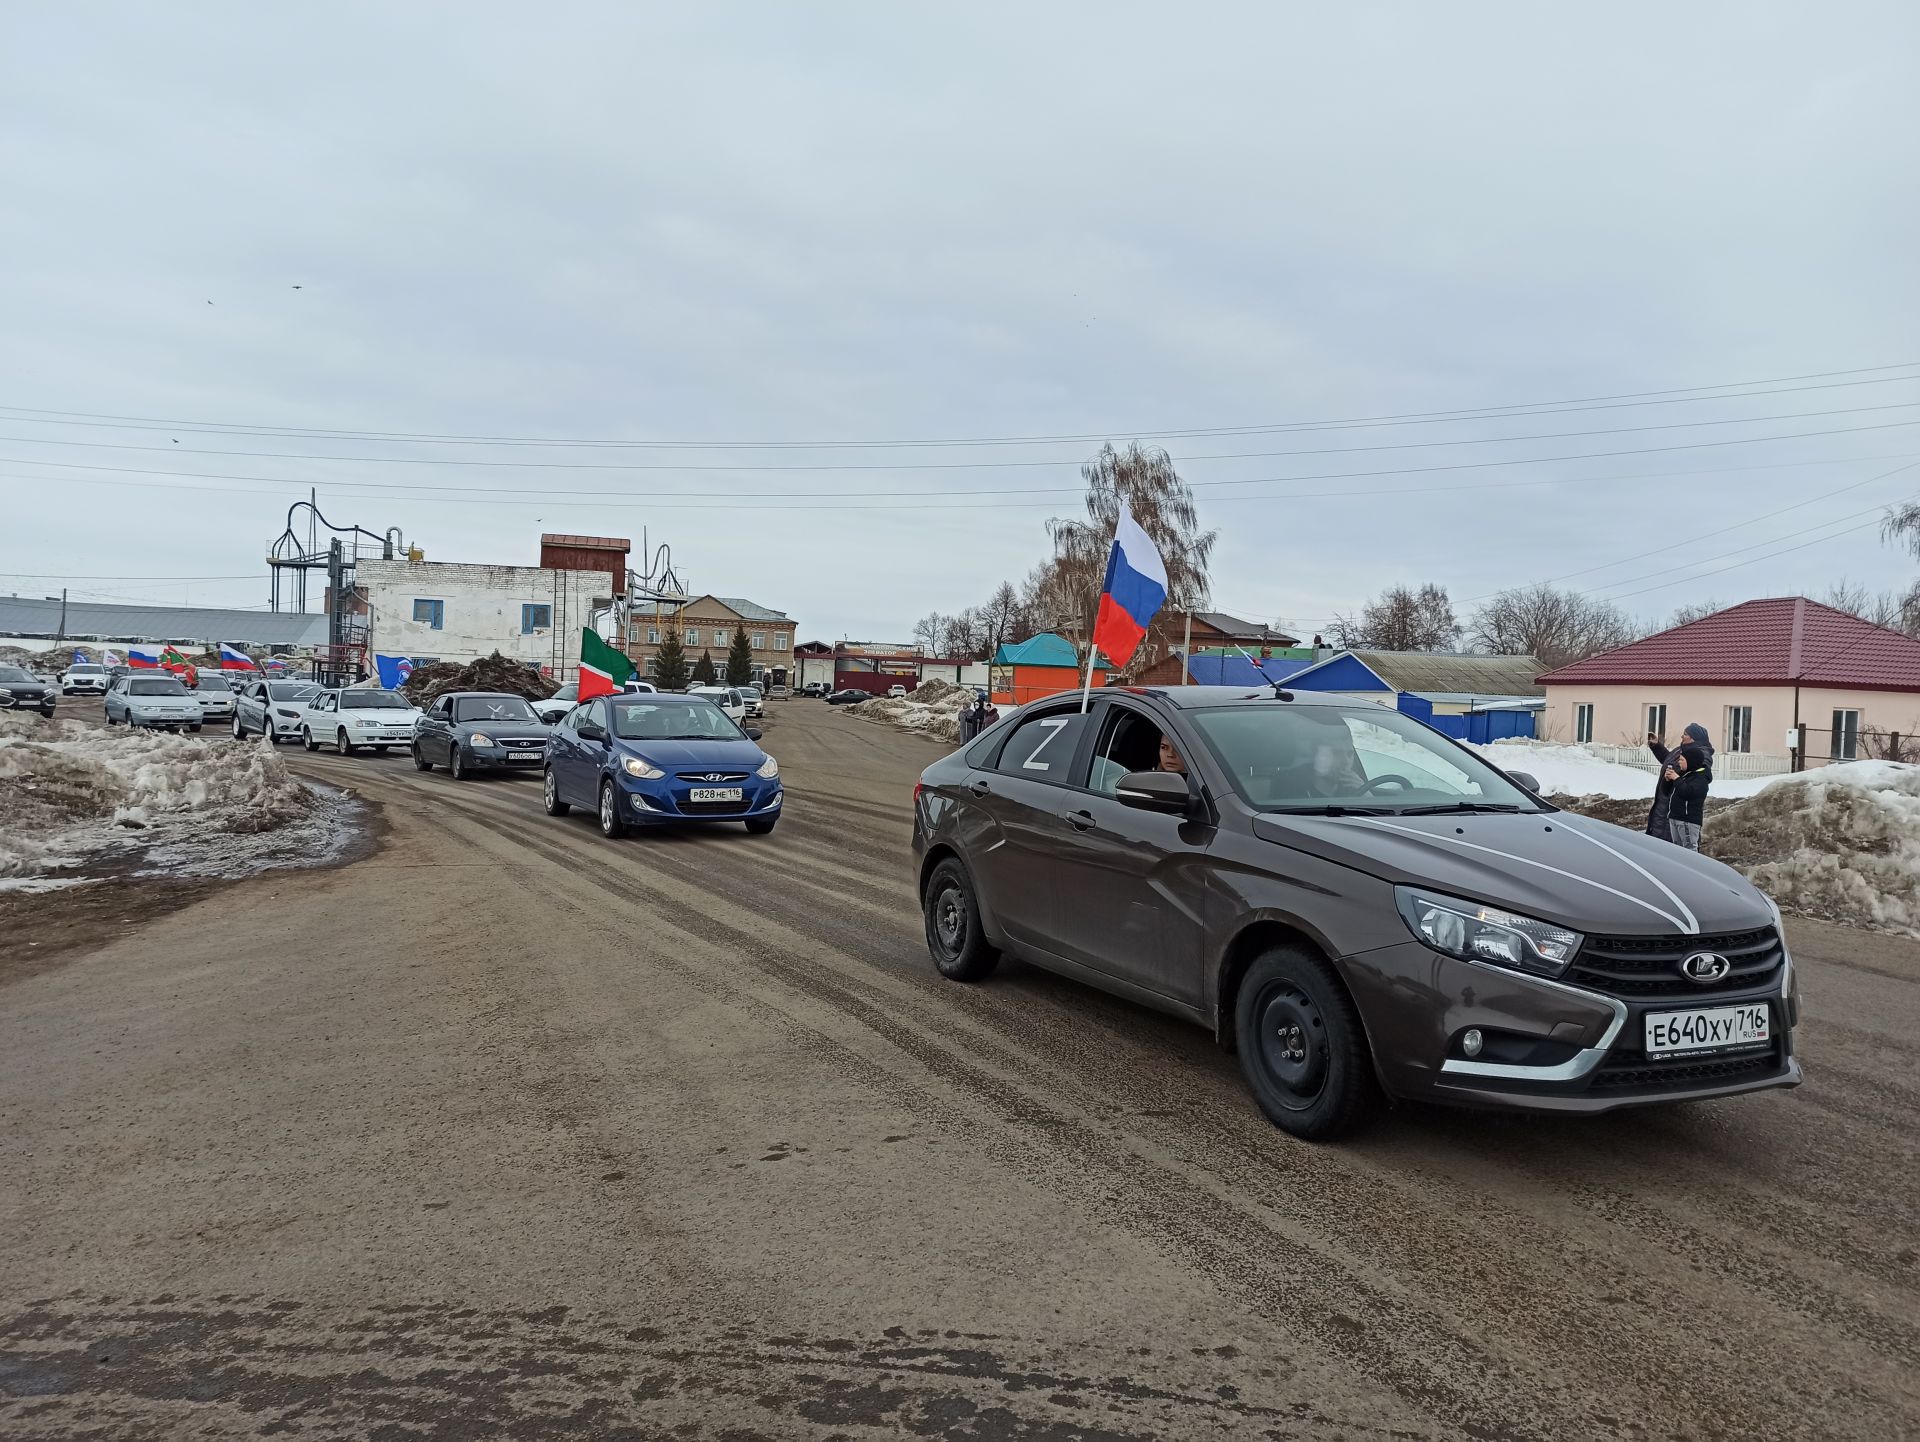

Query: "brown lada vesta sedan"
(911, 686), (1801, 1139)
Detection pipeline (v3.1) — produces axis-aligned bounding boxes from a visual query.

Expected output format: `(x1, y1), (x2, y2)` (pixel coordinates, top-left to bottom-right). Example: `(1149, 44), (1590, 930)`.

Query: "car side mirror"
(578, 721), (607, 742)
(1114, 770), (1195, 815)
(1506, 770), (1542, 795)
(745, 727), (763, 741)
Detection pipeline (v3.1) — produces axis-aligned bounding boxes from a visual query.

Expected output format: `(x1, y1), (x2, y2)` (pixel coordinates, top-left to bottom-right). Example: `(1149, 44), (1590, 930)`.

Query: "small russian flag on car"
(218, 643), (257, 671)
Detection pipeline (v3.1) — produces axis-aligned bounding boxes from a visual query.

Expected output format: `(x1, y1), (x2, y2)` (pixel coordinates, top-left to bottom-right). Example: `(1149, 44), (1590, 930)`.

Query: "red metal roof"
(1538, 597), (1920, 691)
(537, 533), (630, 552)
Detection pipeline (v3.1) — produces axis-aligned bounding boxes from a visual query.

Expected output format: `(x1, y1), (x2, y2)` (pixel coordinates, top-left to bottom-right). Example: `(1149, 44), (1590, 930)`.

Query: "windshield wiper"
(1396, 802), (1526, 815)
(1265, 803), (1396, 817)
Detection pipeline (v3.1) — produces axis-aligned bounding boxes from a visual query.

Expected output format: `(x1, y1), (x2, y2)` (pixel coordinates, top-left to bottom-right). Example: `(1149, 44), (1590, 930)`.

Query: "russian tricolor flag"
(127, 644), (163, 669)
(218, 643), (257, 671)
(1090, 501), (1168, 668)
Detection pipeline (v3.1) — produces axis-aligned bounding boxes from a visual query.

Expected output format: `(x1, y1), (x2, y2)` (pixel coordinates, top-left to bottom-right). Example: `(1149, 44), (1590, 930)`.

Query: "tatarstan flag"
(577, 627), (635, 701)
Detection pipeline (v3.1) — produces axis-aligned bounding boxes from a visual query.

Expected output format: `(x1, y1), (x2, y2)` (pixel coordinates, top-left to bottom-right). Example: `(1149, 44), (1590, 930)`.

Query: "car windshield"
(196, 675), (232, 692)
(268, 683), (318, 701)
(70, 664), (105, 674)
(552, 684), (577, 702)
(128, 677), (189, 696)
(1185, 704), (1541, 814)
(455, 695), (537, 723)
(0, 665), (35, 682)
(340, 690), (409, 709)
(610, 698), (741, 740)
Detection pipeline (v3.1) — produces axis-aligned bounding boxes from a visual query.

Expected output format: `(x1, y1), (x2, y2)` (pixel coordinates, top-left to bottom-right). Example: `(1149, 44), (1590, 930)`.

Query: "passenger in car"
(1157, 735), (1187, 774)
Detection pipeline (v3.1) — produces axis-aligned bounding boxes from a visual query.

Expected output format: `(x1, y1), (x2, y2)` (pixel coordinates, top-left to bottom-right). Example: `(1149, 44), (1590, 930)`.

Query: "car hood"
(1251, 808), (1770, 938)
(612, 736), (763, 770)
(454, 718), (549, 736)
(341, 706), (414, 721)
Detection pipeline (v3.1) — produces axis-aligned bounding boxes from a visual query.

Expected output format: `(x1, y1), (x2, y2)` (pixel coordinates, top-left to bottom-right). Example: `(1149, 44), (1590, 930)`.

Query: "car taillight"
(913, 782), (924, 807)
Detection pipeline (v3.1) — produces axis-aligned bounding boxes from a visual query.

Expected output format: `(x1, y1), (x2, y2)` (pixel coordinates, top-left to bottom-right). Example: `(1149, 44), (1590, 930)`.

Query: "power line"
(1586, 512), (1907, 604)
(2, 360), (1915, 451)
(1458, 457), (1920, 603)
(4, 418), (1918, 505)
(0, 571), (262, 581)
(5, 399), (1916, 475)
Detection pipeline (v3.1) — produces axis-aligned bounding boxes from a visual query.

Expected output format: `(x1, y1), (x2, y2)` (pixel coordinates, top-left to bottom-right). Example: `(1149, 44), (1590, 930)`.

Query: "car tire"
(411, 743), (433, 772)
(188, 723), (202, 732)
(598, 780), (625, 838)
(745, 815), (778, 835)
(335, 729), (355, 757)
(922, 858), (999, 982)
(232, 717), (245, 739)
(450, 747), (469, 781)
(302, 727), (319, 752)
(1233, 945), (1376, 1141)
(543, 767), (571, 817)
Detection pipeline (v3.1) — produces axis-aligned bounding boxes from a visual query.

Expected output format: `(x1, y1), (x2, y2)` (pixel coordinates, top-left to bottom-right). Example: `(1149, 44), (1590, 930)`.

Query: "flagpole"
(1079, 640), (1097, 714)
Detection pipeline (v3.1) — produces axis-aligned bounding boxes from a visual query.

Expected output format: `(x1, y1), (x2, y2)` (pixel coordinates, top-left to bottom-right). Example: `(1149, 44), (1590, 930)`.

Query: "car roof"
(1099, 685), (1388, 712)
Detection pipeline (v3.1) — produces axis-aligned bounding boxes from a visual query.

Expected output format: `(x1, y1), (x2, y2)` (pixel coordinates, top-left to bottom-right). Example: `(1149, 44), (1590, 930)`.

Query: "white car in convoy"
(233, 679), (322, 743)
(689, 685), (748, 726)
(887, 683), (908, 698)
(738, 683), (766, 718)
(191, 672), (238, 722)
(60, 662), (110, 695)
(297, 687), (419, 755)
(102, 672), (203, 730)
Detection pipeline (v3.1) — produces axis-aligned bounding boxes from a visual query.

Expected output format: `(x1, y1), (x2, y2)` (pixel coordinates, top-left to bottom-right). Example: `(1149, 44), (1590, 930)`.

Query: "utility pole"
(56, 588), (68, 643)
(1181, 610), (1192, 684)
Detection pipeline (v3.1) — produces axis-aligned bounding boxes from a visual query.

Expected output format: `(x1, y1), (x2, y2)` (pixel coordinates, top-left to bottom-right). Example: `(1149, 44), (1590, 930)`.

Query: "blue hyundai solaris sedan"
(543, 691), (782, 838)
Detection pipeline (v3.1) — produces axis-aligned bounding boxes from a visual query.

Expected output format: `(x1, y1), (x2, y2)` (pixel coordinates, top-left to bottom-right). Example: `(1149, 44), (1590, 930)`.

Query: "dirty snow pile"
(1702, 762), (1920, 937)
(845, 678), (977, 745)
(402, 651), (556, 706)
(0, 712), (330, 889)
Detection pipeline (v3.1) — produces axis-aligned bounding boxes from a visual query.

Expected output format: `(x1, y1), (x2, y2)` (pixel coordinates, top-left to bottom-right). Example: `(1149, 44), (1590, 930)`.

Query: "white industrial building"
(353, 558), (616, 677)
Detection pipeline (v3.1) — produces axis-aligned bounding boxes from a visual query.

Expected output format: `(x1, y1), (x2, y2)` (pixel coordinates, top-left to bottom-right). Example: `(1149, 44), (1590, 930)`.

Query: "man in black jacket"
(1646, 722), (1714, 849)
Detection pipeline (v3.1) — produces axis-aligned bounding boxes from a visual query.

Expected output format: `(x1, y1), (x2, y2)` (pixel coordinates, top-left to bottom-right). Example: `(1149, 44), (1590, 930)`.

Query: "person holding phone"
(1645, 722), (1713, 846)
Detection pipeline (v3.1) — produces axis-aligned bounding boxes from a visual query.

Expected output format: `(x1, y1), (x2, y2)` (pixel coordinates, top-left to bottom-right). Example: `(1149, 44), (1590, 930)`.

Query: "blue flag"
(72, 648), (93, 665)
(373, 654), (415, 689)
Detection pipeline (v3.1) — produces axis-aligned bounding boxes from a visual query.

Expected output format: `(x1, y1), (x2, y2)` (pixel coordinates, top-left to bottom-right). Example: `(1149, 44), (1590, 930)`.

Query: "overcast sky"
(3, 3), (1917, 645)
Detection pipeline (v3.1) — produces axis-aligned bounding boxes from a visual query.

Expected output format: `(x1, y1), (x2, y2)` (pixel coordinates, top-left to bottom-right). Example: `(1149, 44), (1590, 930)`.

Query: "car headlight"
(1395, 887), (1581, 978)
(756, 755), (778, 779)
(469, 732), (498, 747)
(622, 756), (664, 779)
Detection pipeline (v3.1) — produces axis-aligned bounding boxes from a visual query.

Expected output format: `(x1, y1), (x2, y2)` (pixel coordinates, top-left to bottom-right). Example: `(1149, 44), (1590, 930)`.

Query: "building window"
(646, 627), (659, 645)
(521, 603), (552, 634)
(751, 632), (766, 650)
(1573, 703), (1594, 745)
(714, 629), (728, 646)
(413, 599), (444, 630)
(685, 628), (698, 645)
(1831, 709), (1861, 760)
(1724, 705), (1753, 754)
(1644, 703), (1667, 742)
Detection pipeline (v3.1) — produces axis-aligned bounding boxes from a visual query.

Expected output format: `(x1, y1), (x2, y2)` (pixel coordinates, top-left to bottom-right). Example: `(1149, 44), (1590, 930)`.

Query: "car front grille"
(1589, 1037), (1786, 1092)
(677, 772), (750, 783)
(676, 799), (753, 816)
(1568, 926), (1782, 998)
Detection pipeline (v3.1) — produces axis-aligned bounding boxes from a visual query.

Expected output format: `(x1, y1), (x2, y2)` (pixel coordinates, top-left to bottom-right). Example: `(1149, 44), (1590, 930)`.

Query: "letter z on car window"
(995, 711), (1087, 781)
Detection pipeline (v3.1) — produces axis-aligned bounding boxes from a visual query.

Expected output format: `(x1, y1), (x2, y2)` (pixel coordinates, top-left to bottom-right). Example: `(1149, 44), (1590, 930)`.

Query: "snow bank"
(0, 713), (327, 881)
(1470, 740), (1659, 799)
(844, 678), (980, 746)
(1708, 764), (1920, 937)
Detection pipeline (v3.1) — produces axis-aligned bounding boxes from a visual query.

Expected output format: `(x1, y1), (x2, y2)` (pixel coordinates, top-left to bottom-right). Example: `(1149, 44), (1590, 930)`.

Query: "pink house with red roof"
(1538, 596), (1920, 764)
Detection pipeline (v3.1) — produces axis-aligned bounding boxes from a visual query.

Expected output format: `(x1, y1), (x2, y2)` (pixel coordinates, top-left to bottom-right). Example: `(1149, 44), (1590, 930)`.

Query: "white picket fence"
(1569, 741), (1793, 781)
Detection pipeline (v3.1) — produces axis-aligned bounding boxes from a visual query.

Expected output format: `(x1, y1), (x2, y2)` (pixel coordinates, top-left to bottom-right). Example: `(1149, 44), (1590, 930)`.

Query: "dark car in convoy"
(0, 664), (59, 717)
(912, 685), (1800, 1140)
(825, 688), (870, 705)
(411, 691), (550, 780)
(543, 692), (781, 837)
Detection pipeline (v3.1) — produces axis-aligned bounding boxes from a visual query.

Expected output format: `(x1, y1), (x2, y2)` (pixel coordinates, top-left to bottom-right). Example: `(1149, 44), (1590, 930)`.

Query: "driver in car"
(1158, 735), (1187, 775)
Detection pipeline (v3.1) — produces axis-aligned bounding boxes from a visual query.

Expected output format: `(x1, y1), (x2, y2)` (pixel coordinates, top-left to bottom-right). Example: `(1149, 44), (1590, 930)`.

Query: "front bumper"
(128, 711), (204, 729)
(617, 772), (783, 824)
(64, 682), (107, 694)
(1346, 940), (1800, 1115)
(461, 740), (547, 770)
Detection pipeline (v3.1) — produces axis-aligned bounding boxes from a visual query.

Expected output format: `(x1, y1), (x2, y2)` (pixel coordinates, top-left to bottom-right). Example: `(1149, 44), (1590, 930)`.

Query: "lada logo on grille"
(1680, 952), (1732, 984)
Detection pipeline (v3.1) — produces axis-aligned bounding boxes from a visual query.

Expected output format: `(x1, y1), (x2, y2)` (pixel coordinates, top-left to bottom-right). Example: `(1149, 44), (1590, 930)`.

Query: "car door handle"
(968, 780), (991, 797)
(1066, 810), (1095, 832)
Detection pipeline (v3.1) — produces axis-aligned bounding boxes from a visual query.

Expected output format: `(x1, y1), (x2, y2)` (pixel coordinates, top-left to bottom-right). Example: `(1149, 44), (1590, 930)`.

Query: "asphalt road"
(4, 700), (1918, 1441)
